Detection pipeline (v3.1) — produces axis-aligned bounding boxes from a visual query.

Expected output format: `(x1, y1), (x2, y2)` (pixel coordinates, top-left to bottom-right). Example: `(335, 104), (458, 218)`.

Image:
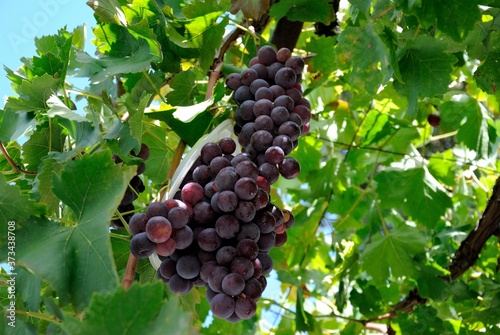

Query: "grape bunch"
(128, 138), (295, 321)
(225, 45), (310, 181)
(128, 45), (309, 322)
(110, 144), (150, 228)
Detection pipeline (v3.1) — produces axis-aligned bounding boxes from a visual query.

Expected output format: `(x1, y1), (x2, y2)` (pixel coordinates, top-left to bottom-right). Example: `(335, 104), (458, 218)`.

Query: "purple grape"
(215, 214), (240, 239)
(214, 166), (238, 191)
(257, 45), (277, 66)
(159, 258), (177, 279)
(235, 296), (257, 319)
(208, 266), (230, 293)
(236, 239), (259, 260)
(253, 99), (273, 117)
(146, 201), (169, 218)
(130, 232), (156, 259)
(221, 273), (245, 296)
(168, 207), (189, 229)
(198, 228), (222, 252)
(235, 201), (256, 223)
(170, 225), (194, 250)
(210, 293), (235, 319)
(181, 182), (205, 206)
(278, 157), (300, 179)
(168, 274), (192, 295)
(234, 177), (258, 200)
(230, 257), (255, 280)
(216, 246), (237, 266)
(216, 190), (239, 212)
(275, 67), (296, 89)
(226, 73), (242, 90)
(176, 255), (201, 280)
(129, 213), (148, 235)
(219, 137), (236, 155)
(146, 216), (172, 243)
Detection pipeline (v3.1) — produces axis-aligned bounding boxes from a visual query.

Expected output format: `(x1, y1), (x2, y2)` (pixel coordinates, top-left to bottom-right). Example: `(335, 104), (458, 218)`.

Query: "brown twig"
(389, 176), (500, 313)
(0, 141), (37, 175)
(121, 253), (138, 289)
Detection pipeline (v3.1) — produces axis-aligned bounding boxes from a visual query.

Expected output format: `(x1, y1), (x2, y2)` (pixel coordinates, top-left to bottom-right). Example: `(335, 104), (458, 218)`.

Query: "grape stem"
(121, 253), (138, 289)
(0, 141), (37, 175)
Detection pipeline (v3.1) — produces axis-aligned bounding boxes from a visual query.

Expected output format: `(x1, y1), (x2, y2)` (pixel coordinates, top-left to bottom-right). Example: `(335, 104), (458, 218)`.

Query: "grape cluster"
(128, 45), (309, 322)
(226, 45), (310, 180)
(110, 144), (150, 228)
(129, 138), (294, 321)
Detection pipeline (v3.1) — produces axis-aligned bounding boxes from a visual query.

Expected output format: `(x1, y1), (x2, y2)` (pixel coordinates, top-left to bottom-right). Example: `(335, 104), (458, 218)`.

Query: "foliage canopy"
(1, 0), (500, 334)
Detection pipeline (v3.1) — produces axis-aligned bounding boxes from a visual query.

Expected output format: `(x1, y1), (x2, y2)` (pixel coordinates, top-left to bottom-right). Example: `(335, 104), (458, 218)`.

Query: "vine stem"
(0, 141), (37, 175)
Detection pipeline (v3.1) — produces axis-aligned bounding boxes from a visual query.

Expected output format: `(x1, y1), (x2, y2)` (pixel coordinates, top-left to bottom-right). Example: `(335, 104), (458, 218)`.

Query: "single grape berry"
(427, 114), (441, 127)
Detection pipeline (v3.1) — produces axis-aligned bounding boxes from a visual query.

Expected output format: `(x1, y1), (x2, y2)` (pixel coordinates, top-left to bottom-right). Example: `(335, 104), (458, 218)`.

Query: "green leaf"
(397, 0), (481, 41)
(336, 23), (390, 94)
(183, 0), (231, 18)
(166, 70), (198, 106)
(440, 96), (493, 157)
(79, 23), (161, 83)
(295, 286), (315, 332)
(147, 108), (214, 147)
(199, 15), (229, 72)
(6, 74), (61, 111)
(142, 124), (173, 184)
(394, 36), (455, 118)
(0, 174), (45, 251)
(361, 226), (427, 283)
(305, 36), (337, 74)
(230, 0), (271, 19)
(375, 167), (453, 227)
(86, 0), (127, 26)
(125, 93), (150, 149)
(475, 52), (500, 95)
(62, 282), (193, 335)
(21, 122), (65, 171)
(0, 110), (35, 142)
(45, 95), (90, 122)
(16, 151), (136, 312)
(32, 157), (65, 215)
(269, 0), (332, 23)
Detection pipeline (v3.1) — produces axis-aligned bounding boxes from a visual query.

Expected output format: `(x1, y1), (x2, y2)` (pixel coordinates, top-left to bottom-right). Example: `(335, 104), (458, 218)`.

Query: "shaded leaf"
(394, 36), (455, 117)
(86, 0), (127, 26)
(62, 282), (193, 335)
(361, 226), (427, 283)
(269, 0), (332, 23)
(16, 151), (136, 312)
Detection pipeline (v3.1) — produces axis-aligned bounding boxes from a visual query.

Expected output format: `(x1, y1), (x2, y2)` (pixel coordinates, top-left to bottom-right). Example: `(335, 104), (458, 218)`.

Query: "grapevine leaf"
(440, 96), (493, 157)
(21, 122), (65, 171)
(78, 23), (160, 82)
(305, 36), (338, 74)
(475, 53), (500, 95)
(62, 282), (193, 335)
(6, 74), (61, 111)
(336, 23), (390, 94)
(183, 0), (231, 18)
(361, 226), (427, 283)
(45, 95), (90, 122)
(0, 110), (35, 142)
(0, 174), (45, 251)
(86, 0), (127, 26)
(16, 151), (136, 312)
(230, 0), (271, 19)
(32, 157), (65, 215)
(142, 124), (173, 184)
(147, 109), (213, 147)
(375, 167), (452, 227)
(398, 0), (481, 41)
(269, 0), (332, 23)
(166, 70), (198, 106)
(394, 36), (455, 118)
(296, 286), (315, 331)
